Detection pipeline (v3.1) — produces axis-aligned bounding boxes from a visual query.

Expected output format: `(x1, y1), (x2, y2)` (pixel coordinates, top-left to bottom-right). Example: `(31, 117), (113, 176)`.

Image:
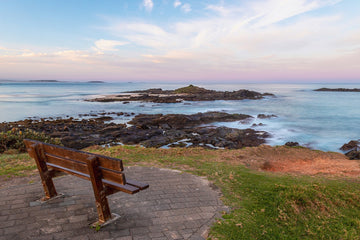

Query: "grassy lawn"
(2, 145), (360, 239)
(0, 153), (36, 178)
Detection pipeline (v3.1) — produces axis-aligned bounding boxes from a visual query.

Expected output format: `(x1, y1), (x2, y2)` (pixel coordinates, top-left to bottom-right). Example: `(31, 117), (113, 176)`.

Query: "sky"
(0, 0), (359, 83)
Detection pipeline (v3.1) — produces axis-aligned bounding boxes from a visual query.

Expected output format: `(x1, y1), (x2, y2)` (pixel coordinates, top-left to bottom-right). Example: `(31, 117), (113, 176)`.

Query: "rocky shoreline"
(1, 110), (359, 160)
(87, 85), (275, 103)
(0, 111), (269, 151)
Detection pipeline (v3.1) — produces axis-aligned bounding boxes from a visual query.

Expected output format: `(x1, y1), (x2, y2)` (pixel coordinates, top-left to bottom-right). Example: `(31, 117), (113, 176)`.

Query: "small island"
(314, 88), (360, 92)
(87, 81), (106, 83)
(29, 80), (60, 83)
(87, 84), (274, 103)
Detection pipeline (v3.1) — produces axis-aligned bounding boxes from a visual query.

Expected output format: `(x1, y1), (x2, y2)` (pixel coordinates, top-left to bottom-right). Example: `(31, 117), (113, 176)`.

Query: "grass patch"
(5, 144), (360, 239)
(0, 153), (36, 178)
(210, 166), (360, 239)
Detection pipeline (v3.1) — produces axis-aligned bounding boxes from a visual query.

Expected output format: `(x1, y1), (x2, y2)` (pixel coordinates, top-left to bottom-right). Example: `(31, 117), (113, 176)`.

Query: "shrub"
(0, 128), (61, 153)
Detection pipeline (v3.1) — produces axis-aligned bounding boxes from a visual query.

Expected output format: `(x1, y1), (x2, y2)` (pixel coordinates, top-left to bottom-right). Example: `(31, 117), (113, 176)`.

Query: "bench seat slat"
(126, 179), (149, 190)
(102, 180), (140, 194)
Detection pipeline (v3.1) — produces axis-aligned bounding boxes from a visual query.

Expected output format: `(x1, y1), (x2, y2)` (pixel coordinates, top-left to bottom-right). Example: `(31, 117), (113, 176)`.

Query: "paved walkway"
(0, 166), (228, 240)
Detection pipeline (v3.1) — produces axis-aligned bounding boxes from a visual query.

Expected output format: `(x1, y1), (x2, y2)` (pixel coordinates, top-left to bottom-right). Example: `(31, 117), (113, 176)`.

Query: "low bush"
(0, 128), (61, 153)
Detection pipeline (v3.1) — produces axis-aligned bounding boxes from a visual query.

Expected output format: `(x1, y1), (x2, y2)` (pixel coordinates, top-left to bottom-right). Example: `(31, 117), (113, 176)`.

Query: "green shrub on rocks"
(0, 128), (61, 153)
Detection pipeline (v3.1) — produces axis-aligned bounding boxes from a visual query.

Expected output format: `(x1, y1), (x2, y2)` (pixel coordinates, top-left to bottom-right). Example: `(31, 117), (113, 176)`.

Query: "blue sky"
(0, 0), (359, 82)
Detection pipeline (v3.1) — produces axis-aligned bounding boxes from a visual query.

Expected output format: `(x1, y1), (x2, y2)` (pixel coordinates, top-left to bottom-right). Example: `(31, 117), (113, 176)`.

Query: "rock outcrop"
(88, 85), (274, 103)
(0, 111), (269, 150)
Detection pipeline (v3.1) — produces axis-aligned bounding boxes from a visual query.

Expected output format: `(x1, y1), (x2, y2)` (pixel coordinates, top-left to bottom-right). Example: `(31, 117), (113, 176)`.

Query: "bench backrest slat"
(47, 162), (90, 180)
(40, 142), (124, 171)
(24, 139), (126, 185)
(45, 153), (89, 176)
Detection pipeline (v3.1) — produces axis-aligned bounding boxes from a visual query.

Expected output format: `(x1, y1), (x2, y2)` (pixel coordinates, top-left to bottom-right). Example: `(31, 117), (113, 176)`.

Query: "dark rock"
(129, 112), (252, 129)
(257, 114), (277, 119)
(285, 142), (300, 147)
(340, 140), (359, 151)
(94, 116), (113, 121)
(345, 150), (360, 160)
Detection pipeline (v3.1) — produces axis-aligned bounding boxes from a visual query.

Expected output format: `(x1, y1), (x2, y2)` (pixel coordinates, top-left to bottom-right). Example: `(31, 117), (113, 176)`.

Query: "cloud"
(206, 4), (235, 17)
(143, 0), (154, 12)
(247, 0), (341, 28)
(94, 39), (129, 52)
(181, 3), (191, 13)
(174, 0), (181, 8)
(2, 0), (359, 82)
(103, 0), (347, 56)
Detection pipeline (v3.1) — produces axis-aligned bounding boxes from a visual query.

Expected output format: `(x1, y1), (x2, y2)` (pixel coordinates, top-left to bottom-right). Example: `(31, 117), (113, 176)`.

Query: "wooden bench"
(24, 139), (149, 226)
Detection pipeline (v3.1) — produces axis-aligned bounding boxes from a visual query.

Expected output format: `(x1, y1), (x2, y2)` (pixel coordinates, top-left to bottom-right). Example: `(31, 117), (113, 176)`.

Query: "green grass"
(3, 145), (360, 239)
(0, 153), (36, 178)
(209, 166), (360, 239)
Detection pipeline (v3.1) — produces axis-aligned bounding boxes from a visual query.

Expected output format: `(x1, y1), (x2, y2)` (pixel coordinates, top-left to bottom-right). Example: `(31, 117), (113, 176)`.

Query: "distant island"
(87, 84), (275, 103)
(29, 80), (60, 83)
(87, 81), (105, 83)
(314, 88), (360, 92)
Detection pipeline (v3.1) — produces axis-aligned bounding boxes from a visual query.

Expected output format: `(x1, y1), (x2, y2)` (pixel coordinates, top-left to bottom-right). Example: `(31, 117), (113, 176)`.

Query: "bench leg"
(87, 156), (112, 224)
(32, 143), (57, 200)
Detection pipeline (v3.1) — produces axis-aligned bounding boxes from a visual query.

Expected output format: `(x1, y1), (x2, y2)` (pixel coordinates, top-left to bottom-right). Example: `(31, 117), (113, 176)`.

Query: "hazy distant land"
(315, 88), (360, 92)
(0, 80), (106, 83)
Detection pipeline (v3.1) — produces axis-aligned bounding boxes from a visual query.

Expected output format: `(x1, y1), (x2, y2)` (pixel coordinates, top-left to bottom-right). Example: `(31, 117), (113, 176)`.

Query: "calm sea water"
(1, 81), (359, 152)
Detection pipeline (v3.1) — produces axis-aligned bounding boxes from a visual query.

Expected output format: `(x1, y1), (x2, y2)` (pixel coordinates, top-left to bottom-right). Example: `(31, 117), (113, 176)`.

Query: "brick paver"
(0, 167), (228, 240)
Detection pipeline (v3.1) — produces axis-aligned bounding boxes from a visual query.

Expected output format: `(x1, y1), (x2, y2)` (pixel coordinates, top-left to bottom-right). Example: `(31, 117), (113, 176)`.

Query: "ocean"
(1, 81), (359, 152)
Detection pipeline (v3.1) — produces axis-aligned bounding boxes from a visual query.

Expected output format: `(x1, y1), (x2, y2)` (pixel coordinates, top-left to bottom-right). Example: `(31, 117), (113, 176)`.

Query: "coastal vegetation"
(0, 128), (61, 154)
(2, 145), (360, 239)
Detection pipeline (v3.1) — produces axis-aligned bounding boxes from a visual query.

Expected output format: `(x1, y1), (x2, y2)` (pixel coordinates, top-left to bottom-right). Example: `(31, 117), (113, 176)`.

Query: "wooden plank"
(101, 169), (126, 185)
(46, 163), (90, 180)
(25, 139), (124, 173)
(103, 180), (140, 194)
(45, 153), (89, 175)
(87, 156), (112, 223)
(45, 153), (126, 185)
(126, 179), (149, 190)
(40, 141), (123, 171)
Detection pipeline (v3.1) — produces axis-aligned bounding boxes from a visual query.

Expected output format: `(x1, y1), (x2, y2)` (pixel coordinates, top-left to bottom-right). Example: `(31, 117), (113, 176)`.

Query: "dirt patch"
(216, 145), (360, 177)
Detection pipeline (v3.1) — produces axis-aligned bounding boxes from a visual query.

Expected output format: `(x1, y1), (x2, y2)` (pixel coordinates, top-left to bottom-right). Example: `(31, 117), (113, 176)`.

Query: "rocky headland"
(0, 111), (269, 151)
(88, 85), (274, 103)
(314, 88), (360, 92)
